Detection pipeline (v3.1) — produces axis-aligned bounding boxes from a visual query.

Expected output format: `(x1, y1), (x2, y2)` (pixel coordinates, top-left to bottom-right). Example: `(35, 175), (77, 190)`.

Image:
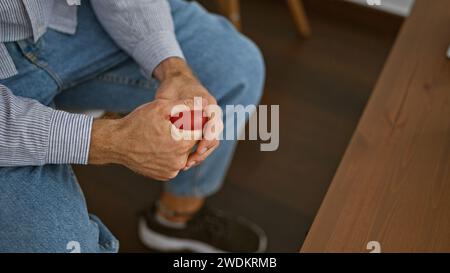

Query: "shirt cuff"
(45, 110), (93, 165)
(132, 31), (185, 78)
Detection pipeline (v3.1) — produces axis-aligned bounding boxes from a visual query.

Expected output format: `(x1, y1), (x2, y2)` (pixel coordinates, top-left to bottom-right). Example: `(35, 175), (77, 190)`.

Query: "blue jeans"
(0, 0), (264, 252)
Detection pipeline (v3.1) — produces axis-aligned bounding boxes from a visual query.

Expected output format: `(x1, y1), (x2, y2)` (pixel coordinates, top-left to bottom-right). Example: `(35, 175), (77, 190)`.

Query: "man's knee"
(0, 165), (117, 253)
(204, 31), (265, 107)
(0, 214), (111, 253)
(228, 34), (266, 106)
(176, 2), (266, 106)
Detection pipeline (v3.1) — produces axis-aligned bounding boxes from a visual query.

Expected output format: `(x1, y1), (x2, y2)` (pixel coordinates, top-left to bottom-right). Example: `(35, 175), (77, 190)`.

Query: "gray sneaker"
(138, 205), (267, 253)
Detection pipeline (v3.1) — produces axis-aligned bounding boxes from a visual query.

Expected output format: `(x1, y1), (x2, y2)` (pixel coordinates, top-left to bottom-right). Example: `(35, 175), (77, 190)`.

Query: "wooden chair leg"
(217, 0), (242, 31)
(287, 0), (311, 37)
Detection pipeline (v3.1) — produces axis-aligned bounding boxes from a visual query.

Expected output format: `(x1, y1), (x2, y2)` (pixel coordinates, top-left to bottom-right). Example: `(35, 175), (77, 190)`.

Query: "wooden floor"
(74, 0), (403, 252)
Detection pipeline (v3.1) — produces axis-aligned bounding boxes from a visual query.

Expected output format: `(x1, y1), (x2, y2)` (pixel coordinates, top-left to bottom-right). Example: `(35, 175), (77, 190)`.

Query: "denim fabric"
(0, 0), (264, 252)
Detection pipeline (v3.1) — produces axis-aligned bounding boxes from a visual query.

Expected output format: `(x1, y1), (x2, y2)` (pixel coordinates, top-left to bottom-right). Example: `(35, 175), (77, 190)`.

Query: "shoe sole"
(138, 218), (226, 253)
(138, 216), (268, 253)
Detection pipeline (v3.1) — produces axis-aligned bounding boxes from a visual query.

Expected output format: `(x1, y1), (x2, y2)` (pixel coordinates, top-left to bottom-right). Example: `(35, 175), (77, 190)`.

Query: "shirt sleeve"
(90, 0), (185, 77)
(0, 84), (93, 166)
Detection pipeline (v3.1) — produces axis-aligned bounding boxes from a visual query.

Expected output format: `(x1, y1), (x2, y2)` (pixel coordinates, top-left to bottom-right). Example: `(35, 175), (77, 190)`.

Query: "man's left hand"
(154, 57), (223, 170)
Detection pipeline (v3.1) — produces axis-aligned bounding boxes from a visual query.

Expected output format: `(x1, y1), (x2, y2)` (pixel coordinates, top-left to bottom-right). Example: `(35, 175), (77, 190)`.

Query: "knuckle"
(152, 173), (169, 182)
(167, 171), (179, 180)
(181, 141), (195, 151)
(159, 177), (170, 182)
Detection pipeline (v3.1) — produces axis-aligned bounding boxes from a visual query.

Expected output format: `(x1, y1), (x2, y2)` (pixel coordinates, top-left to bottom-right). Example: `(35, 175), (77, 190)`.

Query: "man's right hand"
(88, 99), (198, 181)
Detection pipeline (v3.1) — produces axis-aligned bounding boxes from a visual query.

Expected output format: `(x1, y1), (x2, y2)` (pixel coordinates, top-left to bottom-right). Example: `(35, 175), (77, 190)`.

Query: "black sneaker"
(138, 205), (267, 253)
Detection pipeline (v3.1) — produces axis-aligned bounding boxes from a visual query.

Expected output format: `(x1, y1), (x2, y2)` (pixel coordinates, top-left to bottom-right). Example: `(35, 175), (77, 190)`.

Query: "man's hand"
(89, 99), (198, 181)
(154, 58), (223, 170)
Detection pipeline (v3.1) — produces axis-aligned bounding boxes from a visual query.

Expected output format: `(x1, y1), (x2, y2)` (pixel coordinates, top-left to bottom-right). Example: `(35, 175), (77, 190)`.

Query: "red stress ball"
(170, 110), (208, 131)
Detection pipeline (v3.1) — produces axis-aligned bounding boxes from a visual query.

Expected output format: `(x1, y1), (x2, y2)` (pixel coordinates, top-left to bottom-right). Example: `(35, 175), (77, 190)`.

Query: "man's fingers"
(196, 139), (219, 156)
(197, 141), (219, 162)
(160, 96), (221, 171)
(203, 104), (224, 141)
(183, 140), (220, 170)
(181, 102), (223, 169)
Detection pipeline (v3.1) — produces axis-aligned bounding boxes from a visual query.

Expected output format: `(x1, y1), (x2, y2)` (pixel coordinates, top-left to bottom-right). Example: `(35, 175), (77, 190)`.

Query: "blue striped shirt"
(0, 0), (184, 166)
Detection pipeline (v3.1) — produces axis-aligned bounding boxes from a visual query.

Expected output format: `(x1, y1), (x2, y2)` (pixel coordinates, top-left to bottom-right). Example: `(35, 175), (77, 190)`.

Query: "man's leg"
(55, 0), (265, 252)
(0, 165), (118, 253)
(0, 40), (119, 253)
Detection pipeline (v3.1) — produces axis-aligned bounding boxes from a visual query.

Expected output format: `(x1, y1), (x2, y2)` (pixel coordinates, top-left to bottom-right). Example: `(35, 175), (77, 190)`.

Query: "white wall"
(346, 0), (415, 16)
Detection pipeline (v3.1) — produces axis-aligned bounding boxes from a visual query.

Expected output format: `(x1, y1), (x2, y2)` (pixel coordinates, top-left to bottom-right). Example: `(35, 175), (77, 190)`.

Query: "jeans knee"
(0, 166), (118, 253)
(243, 38), (266, 105)
(226, 35), (266, 107)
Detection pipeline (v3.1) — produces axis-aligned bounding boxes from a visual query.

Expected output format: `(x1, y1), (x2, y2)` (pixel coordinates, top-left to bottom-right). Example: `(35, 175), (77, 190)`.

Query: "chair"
(217, 0), (311, 37)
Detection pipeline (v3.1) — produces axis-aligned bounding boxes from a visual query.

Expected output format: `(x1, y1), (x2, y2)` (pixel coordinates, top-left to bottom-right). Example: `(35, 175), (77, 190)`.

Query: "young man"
(0, 0), (266, 252)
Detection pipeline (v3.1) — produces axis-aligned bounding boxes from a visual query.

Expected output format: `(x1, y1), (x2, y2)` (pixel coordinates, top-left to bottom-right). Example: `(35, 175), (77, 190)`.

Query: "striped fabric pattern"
(90, 0), (184, 77)
(0, 85), (93, 166)
(47, 109), (93, 165)
(0, 0), (184, 166)
(0, 0), (34, 79)
(0, 0), (57, 79)
(0, 0), (34, 42)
